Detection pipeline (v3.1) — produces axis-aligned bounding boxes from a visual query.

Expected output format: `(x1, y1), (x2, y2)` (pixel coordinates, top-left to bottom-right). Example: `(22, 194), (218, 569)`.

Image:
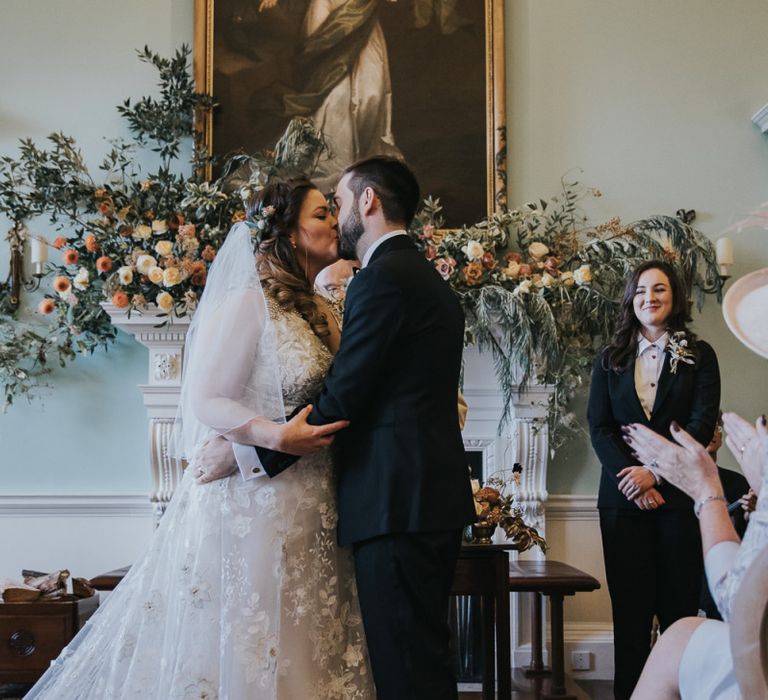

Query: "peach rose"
(96, 256), (113, 273)
(463, 261), (484, 286)
(62, 249), (79, 266)
(162, 267), (182, 287)
(152, 220), (168, 235)
(201, 245), (216, 262)
(155, 291), (174, 312)
(560, 271), (575, 287)
(38, 298), (56, 315)
(52, 236), (67, 249)
(133, 225), (152, 240)
(148, 267), (164, 285)
(574, 264), (593, 285)
(528, 242), (550, 261)
(518, 264), (533, 277)
(111, 291), (130, 309)
(84, 235), (100, 252)
(53, 276), (71, 295)
(154, 240), (174, 257)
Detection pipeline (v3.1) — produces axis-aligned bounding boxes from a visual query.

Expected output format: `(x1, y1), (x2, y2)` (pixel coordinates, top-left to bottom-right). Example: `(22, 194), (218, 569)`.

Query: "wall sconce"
(5, 224), (47, 312)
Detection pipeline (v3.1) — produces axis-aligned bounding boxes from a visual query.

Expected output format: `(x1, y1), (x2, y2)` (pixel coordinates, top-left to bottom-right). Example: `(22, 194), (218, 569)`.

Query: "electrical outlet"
(571, 650), (592, 671)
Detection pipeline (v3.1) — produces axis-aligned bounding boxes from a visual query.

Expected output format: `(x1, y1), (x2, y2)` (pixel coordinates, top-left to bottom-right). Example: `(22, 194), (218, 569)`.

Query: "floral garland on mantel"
(0, 47), (723, 450)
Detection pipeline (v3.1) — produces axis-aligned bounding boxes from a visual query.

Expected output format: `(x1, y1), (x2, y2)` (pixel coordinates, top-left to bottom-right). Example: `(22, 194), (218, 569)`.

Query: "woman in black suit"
(588, 260), (720, 700)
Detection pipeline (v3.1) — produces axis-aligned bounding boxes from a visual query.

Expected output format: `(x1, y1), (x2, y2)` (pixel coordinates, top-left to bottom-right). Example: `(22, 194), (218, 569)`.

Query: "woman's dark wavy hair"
(246, 178), (329, 341)
(602, 259), (696, 372)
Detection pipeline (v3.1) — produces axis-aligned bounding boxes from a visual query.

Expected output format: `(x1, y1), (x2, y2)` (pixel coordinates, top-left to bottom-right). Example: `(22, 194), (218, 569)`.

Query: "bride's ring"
(740, 445), (746, 454)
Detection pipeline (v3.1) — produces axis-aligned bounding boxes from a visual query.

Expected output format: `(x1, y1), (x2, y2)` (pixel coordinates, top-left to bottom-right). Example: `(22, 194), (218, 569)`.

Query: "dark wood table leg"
(496, 571), (511, 700)
(481, 595), (495, 700)
(525, 591), (550, 677)
(543, 593), (577, 700)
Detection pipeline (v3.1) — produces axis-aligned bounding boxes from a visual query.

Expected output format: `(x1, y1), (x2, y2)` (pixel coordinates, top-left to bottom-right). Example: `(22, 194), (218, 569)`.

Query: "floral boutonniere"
(667, 331), (696, 374)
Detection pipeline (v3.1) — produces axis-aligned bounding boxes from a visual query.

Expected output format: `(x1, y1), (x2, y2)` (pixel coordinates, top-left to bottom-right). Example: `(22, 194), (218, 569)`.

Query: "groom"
(203, 157), (475, 698)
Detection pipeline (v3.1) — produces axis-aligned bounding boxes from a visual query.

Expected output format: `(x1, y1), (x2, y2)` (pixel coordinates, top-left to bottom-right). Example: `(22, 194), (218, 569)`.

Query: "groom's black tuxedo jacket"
(259, 235), (476, 545)
(588, 340), (720, 510)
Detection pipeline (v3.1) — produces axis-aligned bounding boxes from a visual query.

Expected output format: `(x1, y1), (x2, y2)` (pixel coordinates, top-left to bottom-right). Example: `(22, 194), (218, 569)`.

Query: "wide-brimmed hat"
(723, 267), (768, 359)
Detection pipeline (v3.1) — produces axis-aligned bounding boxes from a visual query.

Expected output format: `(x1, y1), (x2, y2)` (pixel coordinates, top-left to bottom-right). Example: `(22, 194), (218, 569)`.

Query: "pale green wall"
(0, 0), (193, 493)
(505, 0), (768, 493)
(1, 0), (767, 498)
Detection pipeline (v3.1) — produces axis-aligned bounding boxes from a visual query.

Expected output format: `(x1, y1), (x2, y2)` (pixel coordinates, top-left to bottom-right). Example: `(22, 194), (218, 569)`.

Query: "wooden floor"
(3, 676), (614, 700)
(458, 670), (613, 700)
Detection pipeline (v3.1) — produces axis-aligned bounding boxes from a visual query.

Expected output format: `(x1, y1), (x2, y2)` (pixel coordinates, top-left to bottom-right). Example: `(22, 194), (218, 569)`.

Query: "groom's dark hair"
(343, 156), (420, 227)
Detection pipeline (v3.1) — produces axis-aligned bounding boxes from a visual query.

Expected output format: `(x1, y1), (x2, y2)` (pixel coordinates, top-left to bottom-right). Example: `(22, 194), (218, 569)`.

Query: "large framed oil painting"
(194, 0), (506, 227)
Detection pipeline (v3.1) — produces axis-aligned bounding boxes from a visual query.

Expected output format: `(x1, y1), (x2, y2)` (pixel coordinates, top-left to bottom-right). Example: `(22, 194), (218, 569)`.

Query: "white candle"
(716, 237), (734, 266)
(29, 235), (48, 265)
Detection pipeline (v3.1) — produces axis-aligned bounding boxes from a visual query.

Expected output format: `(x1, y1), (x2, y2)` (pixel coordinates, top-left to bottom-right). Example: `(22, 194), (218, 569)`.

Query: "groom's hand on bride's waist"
(274, 404), (349, 456)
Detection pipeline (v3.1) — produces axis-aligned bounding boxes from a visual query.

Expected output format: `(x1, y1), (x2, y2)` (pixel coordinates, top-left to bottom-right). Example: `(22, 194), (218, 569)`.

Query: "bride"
(25, 179), (376, 699)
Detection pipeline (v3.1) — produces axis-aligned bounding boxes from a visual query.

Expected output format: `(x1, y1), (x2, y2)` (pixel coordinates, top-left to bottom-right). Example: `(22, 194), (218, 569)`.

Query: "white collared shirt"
(361, 229), (407, 268)
(635, 331), (668, 484)
(635, 331), (669, 419)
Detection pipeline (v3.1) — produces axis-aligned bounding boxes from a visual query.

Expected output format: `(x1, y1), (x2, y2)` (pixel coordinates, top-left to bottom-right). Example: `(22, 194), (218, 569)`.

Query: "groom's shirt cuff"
(233, 443), (267, 480)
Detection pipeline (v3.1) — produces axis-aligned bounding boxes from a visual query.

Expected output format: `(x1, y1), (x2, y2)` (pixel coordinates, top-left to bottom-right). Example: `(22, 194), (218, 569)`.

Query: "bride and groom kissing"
(25, 157), (476, 700)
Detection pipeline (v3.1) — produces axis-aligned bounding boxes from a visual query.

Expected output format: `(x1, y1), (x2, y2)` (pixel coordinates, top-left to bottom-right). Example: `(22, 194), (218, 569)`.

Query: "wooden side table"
(507, 560), (601, 699)
(0, 597), (98, 685)
(452, 544), (516, 700)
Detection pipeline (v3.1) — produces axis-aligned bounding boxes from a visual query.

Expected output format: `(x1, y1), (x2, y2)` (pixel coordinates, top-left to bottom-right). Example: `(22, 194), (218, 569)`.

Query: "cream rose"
(136, 255), (157, 275)
(541, 272), (556, 288)
(152, 219), (168, 235)
(73, 267), (90, 291)
(163, 267), (182, 287)
(560, 271), (575, 287)
(515, 279), (533, 295)
(574, 264), (593, 285)
(148, 266), (164, 285)
(528, 241), (550, 261)
(133, 224), (152, 240)
(117, 266), (134, 285)
(156, 291), (174, 312)
(462, 240), (484, 261)
(154, 240), (174, 257)
(503, 261), (521, 279)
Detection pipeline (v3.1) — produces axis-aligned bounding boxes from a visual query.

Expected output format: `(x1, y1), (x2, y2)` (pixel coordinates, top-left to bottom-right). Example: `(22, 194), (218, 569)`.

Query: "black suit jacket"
(588, 340), (720, 509)
(258, 235), (476, 545)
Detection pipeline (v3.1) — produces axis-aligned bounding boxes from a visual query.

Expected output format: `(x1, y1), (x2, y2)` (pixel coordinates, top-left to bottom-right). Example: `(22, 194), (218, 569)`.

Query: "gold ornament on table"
(470, 463), (547, 552)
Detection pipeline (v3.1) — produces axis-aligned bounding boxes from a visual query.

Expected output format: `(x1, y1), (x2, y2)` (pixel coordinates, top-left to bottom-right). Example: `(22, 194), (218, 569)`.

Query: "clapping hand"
(722, 412), (768, 493)
(622, 422), (720, 502)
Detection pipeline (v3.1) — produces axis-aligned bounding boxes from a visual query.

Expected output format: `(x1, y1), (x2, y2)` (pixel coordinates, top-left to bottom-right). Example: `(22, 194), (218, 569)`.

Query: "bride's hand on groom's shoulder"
(275, 405), (350, 456)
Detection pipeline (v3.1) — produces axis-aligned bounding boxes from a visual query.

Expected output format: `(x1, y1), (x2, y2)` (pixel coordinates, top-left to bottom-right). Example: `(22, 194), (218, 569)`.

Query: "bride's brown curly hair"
(246, 179), (329, 341)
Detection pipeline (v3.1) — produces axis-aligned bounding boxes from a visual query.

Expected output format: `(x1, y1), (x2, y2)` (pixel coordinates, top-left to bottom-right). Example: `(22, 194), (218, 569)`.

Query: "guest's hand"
(617, 466), (656, 500)
(722, 412), (768, 493)
(741, 489), (757, 520)
(623, 422), (721, 502)
(633, 486), (665, 510)
(194, 435), (237, 484)
(275, 405), (350, 456)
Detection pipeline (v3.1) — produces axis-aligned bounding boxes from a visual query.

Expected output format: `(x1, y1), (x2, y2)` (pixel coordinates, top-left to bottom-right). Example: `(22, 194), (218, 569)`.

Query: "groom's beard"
(338, 205), (364, 260)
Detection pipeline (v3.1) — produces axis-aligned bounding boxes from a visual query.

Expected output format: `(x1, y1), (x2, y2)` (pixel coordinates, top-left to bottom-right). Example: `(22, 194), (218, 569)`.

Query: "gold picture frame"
(194, 0), (506, 226)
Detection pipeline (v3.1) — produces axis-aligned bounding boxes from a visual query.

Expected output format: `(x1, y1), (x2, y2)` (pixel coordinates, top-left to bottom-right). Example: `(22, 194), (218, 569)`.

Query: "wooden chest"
(0, 597), (98, 684)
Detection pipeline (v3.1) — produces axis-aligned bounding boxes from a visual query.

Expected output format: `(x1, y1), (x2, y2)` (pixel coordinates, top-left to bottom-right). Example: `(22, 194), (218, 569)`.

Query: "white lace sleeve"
(710, 469), (768, 621)
(170, 223), (285, 461)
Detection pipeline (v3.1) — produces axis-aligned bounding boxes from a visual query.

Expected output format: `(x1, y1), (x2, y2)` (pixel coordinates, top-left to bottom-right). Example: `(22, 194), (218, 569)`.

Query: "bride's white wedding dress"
(26, 297), (374, 700)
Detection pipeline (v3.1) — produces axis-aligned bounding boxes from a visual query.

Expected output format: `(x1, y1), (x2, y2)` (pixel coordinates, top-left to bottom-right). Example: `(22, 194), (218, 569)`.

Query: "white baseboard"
(0, 493), (153, 516)
(545, 494), (598, 520)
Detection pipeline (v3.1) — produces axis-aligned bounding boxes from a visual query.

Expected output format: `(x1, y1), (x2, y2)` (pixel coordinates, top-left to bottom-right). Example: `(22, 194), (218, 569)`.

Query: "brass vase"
(471, 520), (494, 544)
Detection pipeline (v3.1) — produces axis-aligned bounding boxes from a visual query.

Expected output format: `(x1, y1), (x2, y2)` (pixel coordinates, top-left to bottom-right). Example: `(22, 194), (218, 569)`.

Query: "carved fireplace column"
(102, 303), (190, 521)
